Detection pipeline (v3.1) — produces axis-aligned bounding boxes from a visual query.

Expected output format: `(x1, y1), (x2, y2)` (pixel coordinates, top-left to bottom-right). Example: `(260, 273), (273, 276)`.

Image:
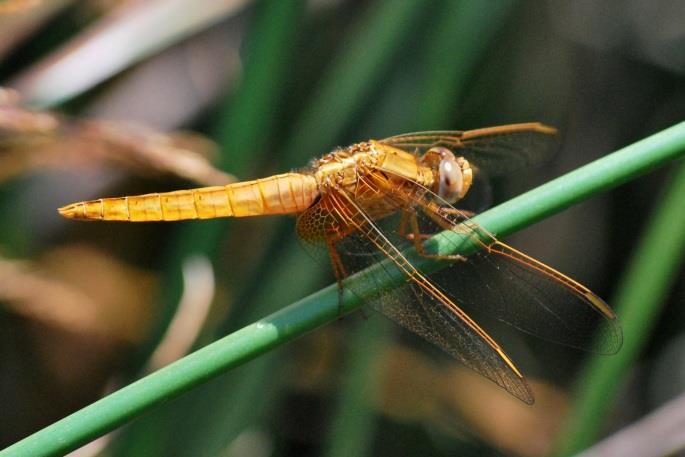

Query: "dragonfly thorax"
(313, 142), (381, 191)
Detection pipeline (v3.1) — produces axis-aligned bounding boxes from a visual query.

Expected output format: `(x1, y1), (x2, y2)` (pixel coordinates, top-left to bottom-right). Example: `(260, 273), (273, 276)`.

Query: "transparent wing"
(297, 183), (534, 404)
(369, 170), (623, 355)
(379, 122), (558, 175)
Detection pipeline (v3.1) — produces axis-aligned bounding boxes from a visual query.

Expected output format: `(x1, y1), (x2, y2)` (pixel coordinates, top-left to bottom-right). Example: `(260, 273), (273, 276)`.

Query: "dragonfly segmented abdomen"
(58, 172), (319, 221)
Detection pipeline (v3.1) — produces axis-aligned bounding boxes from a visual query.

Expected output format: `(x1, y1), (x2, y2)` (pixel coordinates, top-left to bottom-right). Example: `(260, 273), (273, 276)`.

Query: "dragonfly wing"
(303, 187), (534, 404)
(369, 171), (623, 355)
(379, 122), (558, 175)
(426, 240), (623, 354)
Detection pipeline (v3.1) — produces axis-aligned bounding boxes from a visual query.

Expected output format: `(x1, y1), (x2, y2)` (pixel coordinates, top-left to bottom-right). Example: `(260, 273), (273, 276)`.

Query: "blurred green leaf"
(415, 0), (516, 129)
(323, 317), (390, 457)
(282, 0), (428, 164)
(554, 159), (685, 456)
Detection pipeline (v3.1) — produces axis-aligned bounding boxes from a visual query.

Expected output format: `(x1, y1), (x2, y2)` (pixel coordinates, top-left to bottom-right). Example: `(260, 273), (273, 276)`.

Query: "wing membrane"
(379, 122), (558, 175)
(297, 185), (534, 403)
(370, 171), (623, 355)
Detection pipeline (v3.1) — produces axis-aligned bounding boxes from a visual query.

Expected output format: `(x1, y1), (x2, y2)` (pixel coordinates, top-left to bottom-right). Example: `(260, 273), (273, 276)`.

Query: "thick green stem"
(2, 122), (684, 457)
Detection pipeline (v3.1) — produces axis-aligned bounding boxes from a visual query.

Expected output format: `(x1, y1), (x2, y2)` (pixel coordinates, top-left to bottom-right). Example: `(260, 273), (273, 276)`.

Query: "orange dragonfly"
(59, 122), (622, 404)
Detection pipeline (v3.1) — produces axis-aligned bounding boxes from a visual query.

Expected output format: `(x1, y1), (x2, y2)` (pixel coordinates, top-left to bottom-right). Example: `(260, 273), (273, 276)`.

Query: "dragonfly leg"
(399, 208), (474, 238)
(413, 202), (494, 249)
(437, 207), (475, 220)
(454, 208), (475, 218)
(398, 209), (437, 242)
(433, 207), (495, 250)
(325, 237), (348, 318)
(404, 210), (467, 261)
(398, 210), (412, 239)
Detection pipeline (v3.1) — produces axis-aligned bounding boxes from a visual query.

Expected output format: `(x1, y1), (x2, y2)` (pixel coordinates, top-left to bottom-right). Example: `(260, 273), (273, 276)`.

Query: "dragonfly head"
(422, 147), (473, 204)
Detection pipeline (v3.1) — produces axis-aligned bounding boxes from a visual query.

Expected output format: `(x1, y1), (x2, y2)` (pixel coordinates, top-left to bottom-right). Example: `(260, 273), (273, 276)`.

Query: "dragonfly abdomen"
(58, 173), (319, 221)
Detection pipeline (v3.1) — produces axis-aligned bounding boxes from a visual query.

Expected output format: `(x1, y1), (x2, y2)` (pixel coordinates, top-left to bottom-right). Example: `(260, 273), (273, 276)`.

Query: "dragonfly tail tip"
(58, 202), (87, 220)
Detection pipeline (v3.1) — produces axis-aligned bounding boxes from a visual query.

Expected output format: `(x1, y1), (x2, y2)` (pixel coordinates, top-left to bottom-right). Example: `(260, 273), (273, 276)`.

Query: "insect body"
(59, 123), (622, 404)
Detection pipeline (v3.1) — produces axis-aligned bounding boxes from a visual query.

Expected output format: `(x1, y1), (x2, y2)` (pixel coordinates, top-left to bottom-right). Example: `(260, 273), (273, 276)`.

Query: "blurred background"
(0, 1), (684, 456)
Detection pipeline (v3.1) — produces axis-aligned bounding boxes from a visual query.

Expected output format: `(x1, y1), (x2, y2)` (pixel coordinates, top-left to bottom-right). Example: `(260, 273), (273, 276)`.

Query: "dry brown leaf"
(439, 367), (568, 457)
(0, 255), (101, 334)
(145, 255), (215, 371)
(0, 95), (235, 185)
(288, 326), (346, 393)
(0, 0), (42, 15)
(10, 0), (252, 106)
(0, 245), (158, 343)
(0, 1), (72, 60)
(376, 345), (569, 457)
(0, 87), (22, 106)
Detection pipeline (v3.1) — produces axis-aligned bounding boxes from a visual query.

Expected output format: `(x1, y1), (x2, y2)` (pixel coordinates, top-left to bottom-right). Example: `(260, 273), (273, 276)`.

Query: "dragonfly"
(59, 122), (622, 404)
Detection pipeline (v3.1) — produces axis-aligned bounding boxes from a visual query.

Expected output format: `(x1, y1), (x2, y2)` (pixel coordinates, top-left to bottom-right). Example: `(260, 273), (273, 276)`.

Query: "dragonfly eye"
(426, 147), (461, 203)
(438, 158), (462, 203)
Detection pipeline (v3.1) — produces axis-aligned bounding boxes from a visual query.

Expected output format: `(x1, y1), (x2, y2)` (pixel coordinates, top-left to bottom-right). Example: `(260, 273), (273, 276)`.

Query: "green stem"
(554, 158), (685, 455)
(3, 122), (684, 457)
